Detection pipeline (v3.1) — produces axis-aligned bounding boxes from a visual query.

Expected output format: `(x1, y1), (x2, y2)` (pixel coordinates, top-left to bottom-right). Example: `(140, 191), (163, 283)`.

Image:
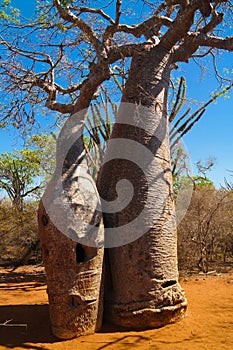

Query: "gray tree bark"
(38, 114), (104, 339)
(98, 44), (187, 329)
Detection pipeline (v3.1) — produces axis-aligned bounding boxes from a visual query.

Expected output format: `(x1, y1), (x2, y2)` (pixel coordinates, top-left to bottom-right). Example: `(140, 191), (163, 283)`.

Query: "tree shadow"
(96, 335), (154, 350)
(0, 304), (59, 350)
(0, 281), (46, 292)
(0, 269), (46, 284)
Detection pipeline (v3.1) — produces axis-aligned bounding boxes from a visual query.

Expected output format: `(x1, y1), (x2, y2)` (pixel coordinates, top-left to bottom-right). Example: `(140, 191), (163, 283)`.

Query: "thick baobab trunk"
(98, 45), (187, 329)
(38, 113), (104, 339)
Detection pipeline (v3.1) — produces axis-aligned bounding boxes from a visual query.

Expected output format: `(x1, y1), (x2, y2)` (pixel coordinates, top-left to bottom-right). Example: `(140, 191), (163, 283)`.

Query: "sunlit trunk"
(98, 44), (187, 329)
(38, 113), (104, 339)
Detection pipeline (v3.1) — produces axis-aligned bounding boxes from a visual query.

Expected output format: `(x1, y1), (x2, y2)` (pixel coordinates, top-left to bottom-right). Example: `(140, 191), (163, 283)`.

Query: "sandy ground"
(0, 266), (233, 350)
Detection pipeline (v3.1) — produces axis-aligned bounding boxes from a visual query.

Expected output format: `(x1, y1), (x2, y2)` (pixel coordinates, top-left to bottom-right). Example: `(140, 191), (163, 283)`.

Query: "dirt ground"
(0, 266), (233, 350)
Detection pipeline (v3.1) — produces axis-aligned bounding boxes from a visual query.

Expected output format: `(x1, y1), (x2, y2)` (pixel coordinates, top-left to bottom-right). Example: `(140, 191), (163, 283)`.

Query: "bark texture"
(98, 44), (187, 329)
(38, 204), (104, 339)
(38, 117), (104, 339)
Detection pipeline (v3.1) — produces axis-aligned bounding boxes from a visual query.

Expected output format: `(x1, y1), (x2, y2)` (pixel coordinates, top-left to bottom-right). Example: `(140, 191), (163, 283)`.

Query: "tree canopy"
(0, 0), (233, 129)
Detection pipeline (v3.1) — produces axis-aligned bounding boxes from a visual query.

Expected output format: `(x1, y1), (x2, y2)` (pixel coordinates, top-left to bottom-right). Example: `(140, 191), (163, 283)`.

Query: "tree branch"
(54, 82), (83, 94)
(0, 36), (53, 65)
(45, 99), (74, 114)
(174, 31), (233, 63)
(74, 62), (110, 112)
(201, 9), (223, 34)
(194, 33), (233, 51)
(103, 15), (172, 44)
(115, 0), (122, 25)
(108, 42), (153, 63)
(76, 7), (114, 24)
(172, 5), (230, 62)
(159, 1), (200, 50)
(53, 0), (101, 53)
(22, 185), (41, 197)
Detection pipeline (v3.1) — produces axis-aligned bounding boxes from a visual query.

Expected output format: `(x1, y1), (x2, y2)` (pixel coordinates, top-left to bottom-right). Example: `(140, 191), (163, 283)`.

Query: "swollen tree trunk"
(98, 44), (187, 329)
(38, 113), (104, 339)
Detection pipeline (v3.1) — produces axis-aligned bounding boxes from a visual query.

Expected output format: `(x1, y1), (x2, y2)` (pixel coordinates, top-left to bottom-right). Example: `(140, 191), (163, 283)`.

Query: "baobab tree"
(1, 0), (233, 339)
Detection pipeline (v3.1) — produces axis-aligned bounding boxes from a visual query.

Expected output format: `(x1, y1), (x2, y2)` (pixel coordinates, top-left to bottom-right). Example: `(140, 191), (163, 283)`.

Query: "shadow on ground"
(0, 304), (57, 350)
(0, 304), (152, 350)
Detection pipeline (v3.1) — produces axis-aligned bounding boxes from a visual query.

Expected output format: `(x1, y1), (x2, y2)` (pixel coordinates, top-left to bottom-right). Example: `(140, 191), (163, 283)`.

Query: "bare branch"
(174, 30), (233, 63)
(54, 82), (83, 94)
(108, 41), (158, 63)
(153, 0), (185, 16)
(192, 47), (213, 58)
(159, 2), (200, 50)
(76, 7), (114, 24)
(201, 9), (223, 33)
(74, 62), (111, 112)
(194, 33), (233, 51)
(115, 0), (122, 25)
(54, 0), (101, 52)
(22, 186), (41, 197)
(103, 15), (172, 44)
(0, 36), (53, 65)
(172, 4), (231, 62)
(45, 99), (74, 114)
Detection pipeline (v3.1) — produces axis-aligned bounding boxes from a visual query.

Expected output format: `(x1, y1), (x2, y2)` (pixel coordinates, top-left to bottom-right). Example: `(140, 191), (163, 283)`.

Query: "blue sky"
(0, 0), (232, 188)
(179, 57), (233, 187)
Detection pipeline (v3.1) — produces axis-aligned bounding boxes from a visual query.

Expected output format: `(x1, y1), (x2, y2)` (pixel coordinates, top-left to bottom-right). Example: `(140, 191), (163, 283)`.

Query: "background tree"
(177, 186), (233, 273)
(0, 200), (41, 267)
(26, 133), (57, 178)
(0, 149), (42, 211)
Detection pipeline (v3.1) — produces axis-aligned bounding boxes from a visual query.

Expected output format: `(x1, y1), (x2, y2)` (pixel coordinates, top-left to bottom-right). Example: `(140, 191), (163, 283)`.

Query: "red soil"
(0, 266), (232, 350)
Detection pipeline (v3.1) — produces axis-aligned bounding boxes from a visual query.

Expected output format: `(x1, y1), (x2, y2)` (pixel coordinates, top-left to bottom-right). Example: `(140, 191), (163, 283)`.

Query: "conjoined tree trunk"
(38, 112), (104, 339)
(98, 44), (187, 329)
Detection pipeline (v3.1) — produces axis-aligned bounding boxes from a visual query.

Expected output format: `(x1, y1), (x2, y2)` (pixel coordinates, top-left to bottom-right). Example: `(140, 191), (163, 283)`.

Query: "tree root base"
(105, 299), (188, 330)
(51, 325), (96, 340)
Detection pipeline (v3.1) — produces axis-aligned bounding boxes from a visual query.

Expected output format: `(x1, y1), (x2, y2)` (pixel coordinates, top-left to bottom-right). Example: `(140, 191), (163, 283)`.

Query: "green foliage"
(26, 133), (57, 178)
(192, 176), (214, 189)
(0, 0), (20, 23)
(173, 171), (215, 196)
(60, 0), (74, 7)
(173, 175), (192, 197)
(0, 9), (9, 19)
(1, 0), (11, 8)
(0, 148), (43, 210)
(173, 156), (215, 197)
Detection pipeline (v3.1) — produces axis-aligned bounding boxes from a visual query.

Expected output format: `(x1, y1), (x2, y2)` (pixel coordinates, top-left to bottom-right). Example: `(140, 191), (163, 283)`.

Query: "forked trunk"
(38, 113), (104, 339)
(98, 44), (187, 329)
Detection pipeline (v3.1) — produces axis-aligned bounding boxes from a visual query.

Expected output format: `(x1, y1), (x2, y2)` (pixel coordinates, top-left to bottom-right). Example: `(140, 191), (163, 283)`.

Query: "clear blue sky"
(179, 57), (233, 188)
(0, 0), (232, 188)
